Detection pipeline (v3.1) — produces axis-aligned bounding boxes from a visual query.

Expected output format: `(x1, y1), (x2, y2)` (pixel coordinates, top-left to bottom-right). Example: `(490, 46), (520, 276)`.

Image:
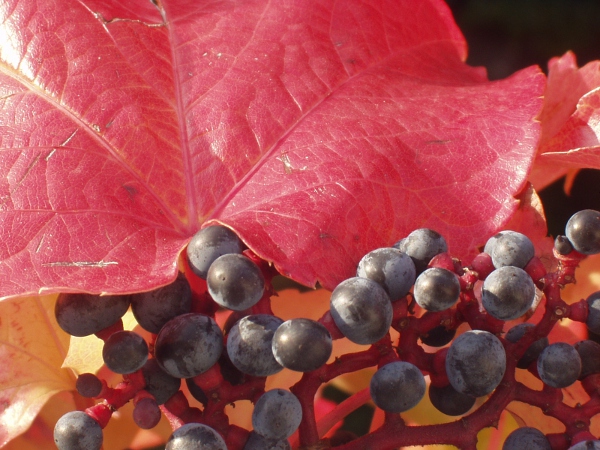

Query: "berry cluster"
(52, 210), (600, 449)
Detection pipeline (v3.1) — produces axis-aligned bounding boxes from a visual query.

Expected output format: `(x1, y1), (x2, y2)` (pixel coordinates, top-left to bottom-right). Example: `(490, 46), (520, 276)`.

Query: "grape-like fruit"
(554, 235), (574, 255)
(481, 266), (535, 321)
(413, 267), (460, 312)
(537, 342), (582, 388)
(356, 247), (416, 300)
(186, 225), (244, 279)
(207, 253), (265, 311)
(102, 330), (149, 374)
(586, 291), (600, 334)
(394, 228), (448, 274)
(329, 277), (393, 345)
(369, 361), (426, 413)
(569, 441), (600, 450)
(244, 432), (291, 450)
(484, 231), (506, 255)
(419, 324), (457, 347)
(575, 340), (600, 379)
(272, 318), (332, 372)
(55, 293), (131, 337)
(502, 427), (551, 450)
(131, 273), (192, 334)
(141, 359), (181, 404)
(505, 323), (548, 369)
(186, 378), (208, 405)
(165, 423), (227, 450)
(428, 383), (475, 416)
(75, 373), (102, 398)
(489, 230), (535, 269)
(252, 389), (302, 441)
(54, 411), (103, 450)
(446, 330), (506, 397)
(155, 313), (223, 378)
(566, 209), (600, 255)
(133, 397), (161, 429)
(227, 314), (284, 377)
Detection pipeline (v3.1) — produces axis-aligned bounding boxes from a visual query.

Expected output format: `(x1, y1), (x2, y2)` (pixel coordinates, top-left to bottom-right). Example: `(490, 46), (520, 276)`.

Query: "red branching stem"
(568, 300), (588, 323)
(514, 381), (600, 439)
(316, 388), (371, 438)
(457, 289), (504, 334)
(191, 362), (265, 437)
(86, 370), (146, 428)
(318, 310), (344, 339)
(94, 319), (124, 341)
(160, 391), (188, 430)
(524, 256), (547, 284)
(292, 342), (393, 447)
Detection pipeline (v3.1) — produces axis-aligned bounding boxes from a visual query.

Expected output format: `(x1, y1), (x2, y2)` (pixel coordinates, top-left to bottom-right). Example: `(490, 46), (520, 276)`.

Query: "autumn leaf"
(0, 295), (72, 446)
(0, 0), (545, 298)
(529, 51), (600, 191)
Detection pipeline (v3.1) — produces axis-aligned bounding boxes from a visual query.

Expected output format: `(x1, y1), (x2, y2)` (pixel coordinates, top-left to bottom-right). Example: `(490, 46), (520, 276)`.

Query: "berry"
(554, 235), (574, 255)
(569, 441), (600, 450)
(489, 230), (535, 269)
(566, 209), (600, 255)
(165, 423), (227, 450)
(155, 313), (223, 378)
(502, 427), (551, 450)
(575, 340), (600, 379)
(131, 273), (192, 334)
(141, 359), (181, 405)
(272, 318), (332, 372)
(207, 253), (265, 311)
(75, 373), (102, 398)
(227, 314), (284, 377)
(243, 431), (291, 449)
(413, 267), (460, 312)
(428, 383), (475, 416)
(445, 330), (506, 397)
(54, 411), (103, 450)
(537, 342), (582, 388)
(419, 324), (457, 347)
(186, 378), (208, 405)
(356, 247), (416, 300)
(586, 291), (600, 335)
(329, 277), (393, 345)
(505, 323), (548, 369)
(481, 266), (535, 321)
(133, 397), (161, 429)
(186, 225), (244, 279)
(252, 389), (302, 441)
(55, 293), (131, 337)
(102, 330), (149, 374)
(484, 231), (507, 255)
(394, 228), (448, 274)
(369, 361), (426, 413)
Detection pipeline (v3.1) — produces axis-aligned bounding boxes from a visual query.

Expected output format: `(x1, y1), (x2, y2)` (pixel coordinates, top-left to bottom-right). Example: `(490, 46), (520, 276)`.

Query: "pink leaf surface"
(530, 52), (600, 191)
(0, 0), (544, 297)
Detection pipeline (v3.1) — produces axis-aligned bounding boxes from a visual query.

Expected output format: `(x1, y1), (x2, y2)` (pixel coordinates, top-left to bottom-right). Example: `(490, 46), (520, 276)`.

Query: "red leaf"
(0, 0), (544, 297)
(530, 52), (600, 191)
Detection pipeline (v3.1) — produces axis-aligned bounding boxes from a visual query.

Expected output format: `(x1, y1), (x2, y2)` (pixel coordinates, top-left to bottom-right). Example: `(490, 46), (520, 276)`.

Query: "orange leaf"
(0, 295), (73, 446)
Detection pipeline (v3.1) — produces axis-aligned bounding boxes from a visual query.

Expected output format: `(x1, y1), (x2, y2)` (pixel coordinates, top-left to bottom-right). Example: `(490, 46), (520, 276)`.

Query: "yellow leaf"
(0, 295), (73, 446)
(3, 391), (79, 450)
(62, 309), (139, 375)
